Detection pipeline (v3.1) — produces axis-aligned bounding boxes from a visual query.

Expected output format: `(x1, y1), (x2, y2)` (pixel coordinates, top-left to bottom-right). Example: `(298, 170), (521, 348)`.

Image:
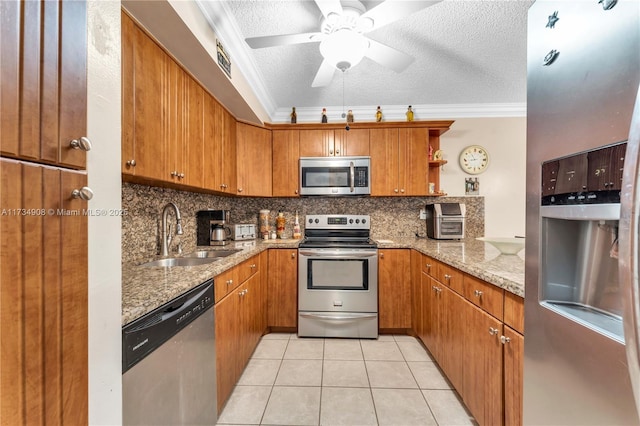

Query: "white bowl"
(476, 237), (525, 255)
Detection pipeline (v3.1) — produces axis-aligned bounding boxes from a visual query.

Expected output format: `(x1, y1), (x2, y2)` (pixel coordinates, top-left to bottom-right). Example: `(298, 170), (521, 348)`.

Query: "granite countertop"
(122, 237), (524, 326)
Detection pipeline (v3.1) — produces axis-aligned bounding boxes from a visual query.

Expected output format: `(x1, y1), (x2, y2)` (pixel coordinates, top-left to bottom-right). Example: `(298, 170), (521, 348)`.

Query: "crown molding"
(194, 0), (277, 118)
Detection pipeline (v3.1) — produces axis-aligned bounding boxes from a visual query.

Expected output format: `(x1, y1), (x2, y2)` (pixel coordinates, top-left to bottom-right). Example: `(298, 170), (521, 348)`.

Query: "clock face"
(459, 145), (489, 174)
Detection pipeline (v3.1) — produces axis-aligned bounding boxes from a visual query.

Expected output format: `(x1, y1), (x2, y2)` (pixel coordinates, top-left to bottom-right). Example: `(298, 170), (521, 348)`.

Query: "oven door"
(298, 248), (378, 312)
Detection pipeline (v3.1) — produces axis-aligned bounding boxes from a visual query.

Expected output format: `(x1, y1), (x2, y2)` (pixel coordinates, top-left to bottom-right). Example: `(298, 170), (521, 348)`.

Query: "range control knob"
(308, 218), (313, 224)
(349, 219), (354, 224)
(315, 219), (319, 224)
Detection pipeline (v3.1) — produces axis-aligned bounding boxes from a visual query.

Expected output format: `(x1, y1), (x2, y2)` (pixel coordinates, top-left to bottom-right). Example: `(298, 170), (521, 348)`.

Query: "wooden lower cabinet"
(214, 254), (265, 413)
(462, 303), (504, 426)
(503, 326), (524, 426)
(378, 249), (411, 329)
(267, 249), (298, 328)
(0, 158), (88, 424)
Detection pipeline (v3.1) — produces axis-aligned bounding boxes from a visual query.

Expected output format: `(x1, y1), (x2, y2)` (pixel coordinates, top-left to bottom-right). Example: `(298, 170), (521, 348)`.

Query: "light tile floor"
(216, 334), (476, 426)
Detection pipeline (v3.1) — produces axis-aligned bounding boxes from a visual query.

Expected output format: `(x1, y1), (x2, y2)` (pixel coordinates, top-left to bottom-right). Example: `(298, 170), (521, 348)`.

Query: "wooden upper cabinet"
(236, 122), (272, 196)
(182, 76), (204, 188)
(398, 128), (429, 196)
(299, 129), (368, 157)
(370, 128), (399, 196)
(203, 94), (236, 193)
(272, 130), (300, 197)
(1, 0), (88, 169)
(299, 129), (333, 157)
(165, 58), (185, 183)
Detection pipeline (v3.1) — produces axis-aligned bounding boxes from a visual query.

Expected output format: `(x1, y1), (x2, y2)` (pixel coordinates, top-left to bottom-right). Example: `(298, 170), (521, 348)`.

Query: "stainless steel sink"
(139, 257), (219, 268)
(185, 249), (242, 259)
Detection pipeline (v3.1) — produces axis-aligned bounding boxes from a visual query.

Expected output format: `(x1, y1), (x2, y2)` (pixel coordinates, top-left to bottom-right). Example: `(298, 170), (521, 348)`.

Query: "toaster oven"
(426, 203), (466, 239)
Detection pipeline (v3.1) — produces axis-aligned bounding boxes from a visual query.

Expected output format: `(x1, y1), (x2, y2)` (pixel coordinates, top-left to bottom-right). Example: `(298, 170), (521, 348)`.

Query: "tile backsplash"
(122, 183), (484, 263)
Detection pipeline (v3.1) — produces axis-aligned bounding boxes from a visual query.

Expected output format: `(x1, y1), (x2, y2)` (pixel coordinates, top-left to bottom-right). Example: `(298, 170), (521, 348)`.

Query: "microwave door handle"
(350, 161), (355, 192)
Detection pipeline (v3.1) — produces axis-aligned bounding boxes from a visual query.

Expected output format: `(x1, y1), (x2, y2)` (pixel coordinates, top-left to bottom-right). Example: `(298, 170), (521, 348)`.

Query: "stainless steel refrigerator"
(525, 1), (640, 424)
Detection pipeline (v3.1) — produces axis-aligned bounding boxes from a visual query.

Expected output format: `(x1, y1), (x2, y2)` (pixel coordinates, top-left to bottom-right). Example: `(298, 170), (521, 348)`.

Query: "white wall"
(87, 1), (122, 424)
(439, 117), (527, 238)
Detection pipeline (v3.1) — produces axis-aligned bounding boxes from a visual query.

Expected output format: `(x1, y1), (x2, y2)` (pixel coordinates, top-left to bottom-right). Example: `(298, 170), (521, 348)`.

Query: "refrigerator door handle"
(619, 82), (640, 420)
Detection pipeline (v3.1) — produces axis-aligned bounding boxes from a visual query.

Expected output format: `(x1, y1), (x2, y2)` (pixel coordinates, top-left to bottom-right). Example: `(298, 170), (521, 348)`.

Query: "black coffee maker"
(196, 210), (230, 246)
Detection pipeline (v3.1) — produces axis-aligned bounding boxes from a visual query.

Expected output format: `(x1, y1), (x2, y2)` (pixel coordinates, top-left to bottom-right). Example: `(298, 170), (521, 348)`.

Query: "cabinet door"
(335, 129), (370, 156)
(236, 123), (272, 196)
(215, 289), (240, 412)
(222, 109), (237, 193)
(121, 11), (135, 174)
(399, 128), (429, 196)
(203, 94), (225, 191)
(439, 286), (465, 392)
(299, 129), (332, 157)
(463, 304), (503, 426)
(272, 130), (300, 197)
(182, 76), (204, 188)
(1, 159), (88, 424)
(165, 58), (185, 183)
(369, 128), (399, 196)
(378, 249), (411, 329)
(410, 251), (423, 337)
(1, 0), (87, 169)
(267, 249), (298, 328)
(242, 272), (263, 362)
(132, 24), (167, 181)
(503, 326), (524, 426)
(422, 275), (440, 356)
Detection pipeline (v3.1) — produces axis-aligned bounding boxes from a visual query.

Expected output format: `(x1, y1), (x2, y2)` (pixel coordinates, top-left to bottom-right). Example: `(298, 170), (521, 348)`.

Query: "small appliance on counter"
(196, 209), (231, 246)
(426, 203), (465, 240)
(229, 224), (256, 241)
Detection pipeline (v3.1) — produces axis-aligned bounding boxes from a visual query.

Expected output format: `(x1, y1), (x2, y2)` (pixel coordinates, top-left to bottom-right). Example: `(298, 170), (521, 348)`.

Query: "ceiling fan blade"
(246, 32), (323, 49)
(365, 39), (414, 73)
(314, 0), (343, 19)
(361, 0), (442, 32)
(312, 59), (337, 87)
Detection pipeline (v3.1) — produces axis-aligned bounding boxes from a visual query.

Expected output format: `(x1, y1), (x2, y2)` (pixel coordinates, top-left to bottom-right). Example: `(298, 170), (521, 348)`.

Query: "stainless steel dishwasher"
(122, 279), (216, 425)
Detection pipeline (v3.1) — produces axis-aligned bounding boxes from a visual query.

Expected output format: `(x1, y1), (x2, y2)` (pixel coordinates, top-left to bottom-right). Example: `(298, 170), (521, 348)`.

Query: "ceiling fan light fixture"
(319, 29), (369, 71)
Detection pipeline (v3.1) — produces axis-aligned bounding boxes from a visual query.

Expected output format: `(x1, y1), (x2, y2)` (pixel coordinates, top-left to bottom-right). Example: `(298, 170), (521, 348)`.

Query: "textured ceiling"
(198, 0), (533, 121)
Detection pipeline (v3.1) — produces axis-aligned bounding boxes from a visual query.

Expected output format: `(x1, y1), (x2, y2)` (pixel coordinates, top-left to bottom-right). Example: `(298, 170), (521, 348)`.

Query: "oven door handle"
(350, 161), (355, 193)
(298, 250), (378, 258)
(299, 312), (377, 321)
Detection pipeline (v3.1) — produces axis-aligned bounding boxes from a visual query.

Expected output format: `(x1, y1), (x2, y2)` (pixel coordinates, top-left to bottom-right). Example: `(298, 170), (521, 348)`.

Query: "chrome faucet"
(160, 202), (183, 257)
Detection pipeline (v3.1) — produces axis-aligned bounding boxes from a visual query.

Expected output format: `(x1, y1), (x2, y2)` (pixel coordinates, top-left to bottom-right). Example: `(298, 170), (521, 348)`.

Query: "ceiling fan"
(245, 0), (442, 87)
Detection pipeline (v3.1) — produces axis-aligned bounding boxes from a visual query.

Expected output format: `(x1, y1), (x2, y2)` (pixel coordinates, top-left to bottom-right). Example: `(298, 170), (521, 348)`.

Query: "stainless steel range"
(298, 214), (378, 339)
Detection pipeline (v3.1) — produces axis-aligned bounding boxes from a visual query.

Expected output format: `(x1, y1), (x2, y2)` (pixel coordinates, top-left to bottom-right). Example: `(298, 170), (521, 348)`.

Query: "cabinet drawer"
(237, 256), (259, 284)
(214, 267), (239, 303)
(421, 255), (437, 277)
(464, 275), (504, 320)
(504, 292), (524, 334)
(437, 263), (463, 295)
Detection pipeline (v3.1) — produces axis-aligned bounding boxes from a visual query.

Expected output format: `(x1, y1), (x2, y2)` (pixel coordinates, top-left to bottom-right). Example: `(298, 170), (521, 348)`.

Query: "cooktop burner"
(299, 214), (377, 248)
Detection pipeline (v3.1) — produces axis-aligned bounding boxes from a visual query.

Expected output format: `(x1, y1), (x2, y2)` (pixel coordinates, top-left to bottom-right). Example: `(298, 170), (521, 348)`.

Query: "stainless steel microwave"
(299, 156), (371, 196)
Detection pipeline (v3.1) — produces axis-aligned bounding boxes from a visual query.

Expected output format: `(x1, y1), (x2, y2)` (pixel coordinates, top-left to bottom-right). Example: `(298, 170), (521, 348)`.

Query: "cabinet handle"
(70, 136), (92, 151)
(71, 187), (94, 201)
(394, 188), (399, 193)
(170, 171), (177, 177)
(425, 263), (431, 271)
(226, 279), (233, 286)
(179, 173), (185, 179)
(500, 335), (511, 344)
(126, 159), (136, 167)
(329, 149), (334, 155)
(380, 253), (384, 258)
(444, 274), (451, 281)
(238, 188), (243, 193)
(489, 327), (499, 336)
(250, 263), (256, 268)
(295, 189), (299, 195)
(474, 289), (483, 297)
(291, 252), (296, 259)
(400, 189), (405, 193)
(238, 289), (247, 297)
(336, 150), (340, 155)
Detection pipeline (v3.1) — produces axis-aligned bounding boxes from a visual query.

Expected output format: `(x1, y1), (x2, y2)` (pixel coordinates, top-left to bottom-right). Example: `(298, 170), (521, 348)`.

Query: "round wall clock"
(459, 145), (490, 174)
